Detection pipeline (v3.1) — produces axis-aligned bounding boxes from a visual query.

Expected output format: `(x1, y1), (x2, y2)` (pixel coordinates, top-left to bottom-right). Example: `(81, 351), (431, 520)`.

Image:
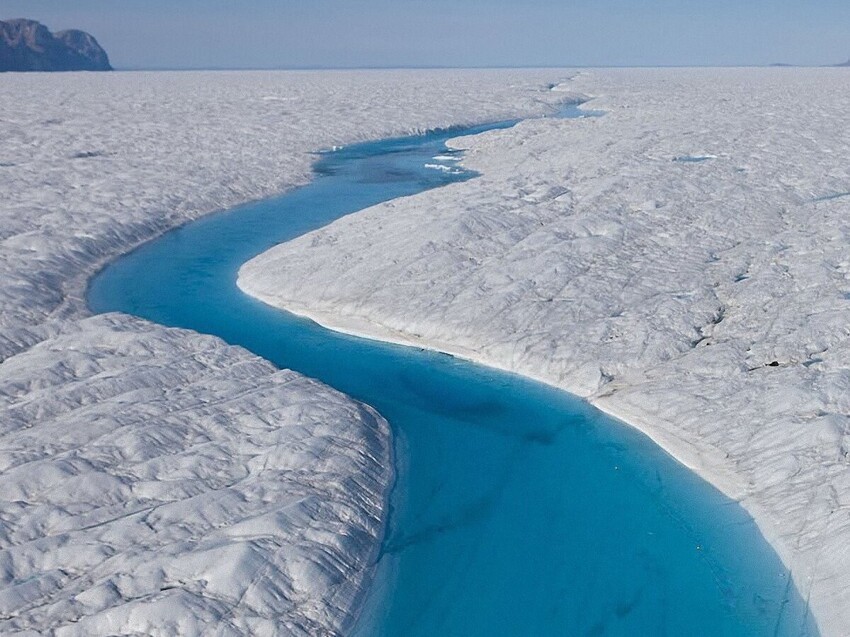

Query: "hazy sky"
(3, 0), (849, 69)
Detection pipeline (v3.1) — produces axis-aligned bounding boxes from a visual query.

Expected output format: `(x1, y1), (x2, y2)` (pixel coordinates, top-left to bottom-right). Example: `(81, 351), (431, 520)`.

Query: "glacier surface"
(0, 69), (564, 635)
(240, 68), (850, 636)
(0, 315), (390, 636)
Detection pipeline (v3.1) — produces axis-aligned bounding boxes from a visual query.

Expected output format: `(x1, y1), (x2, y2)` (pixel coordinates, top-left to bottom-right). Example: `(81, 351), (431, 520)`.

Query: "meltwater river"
(89, 105), (815, 636)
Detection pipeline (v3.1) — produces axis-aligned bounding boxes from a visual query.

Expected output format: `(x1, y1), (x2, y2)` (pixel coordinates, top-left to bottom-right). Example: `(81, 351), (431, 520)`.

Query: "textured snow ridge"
(0, 70), (565, 634)
(0, 315), (391, 636)
(240, 68), (850, 636)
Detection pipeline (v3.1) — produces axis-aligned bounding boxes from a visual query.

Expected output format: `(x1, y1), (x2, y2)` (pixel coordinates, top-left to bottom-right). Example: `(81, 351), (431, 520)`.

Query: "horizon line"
(112, 62), (849, 72)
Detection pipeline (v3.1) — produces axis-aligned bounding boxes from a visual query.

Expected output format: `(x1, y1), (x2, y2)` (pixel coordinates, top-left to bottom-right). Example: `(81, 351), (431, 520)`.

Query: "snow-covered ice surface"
(0, 69), (563, 351)
(240, 68), (850, 636)
(0, 315), (390, 636)
(0, 70), (565, 634)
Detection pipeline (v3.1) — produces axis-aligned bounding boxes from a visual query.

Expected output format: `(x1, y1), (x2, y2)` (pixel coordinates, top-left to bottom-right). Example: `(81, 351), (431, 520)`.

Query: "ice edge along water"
(231, 101), (817, 634)
(239, 69), (850, 636)
(0, 70), (570, 636)
(1, 68), (839, 635)
(239, 271), (819, 631)
(242, 102), (770, 543)
(89, 99), (813, 635)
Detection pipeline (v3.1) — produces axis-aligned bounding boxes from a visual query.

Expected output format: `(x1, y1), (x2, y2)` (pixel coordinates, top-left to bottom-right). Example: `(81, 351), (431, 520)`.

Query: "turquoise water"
(88, 105), (816, 636)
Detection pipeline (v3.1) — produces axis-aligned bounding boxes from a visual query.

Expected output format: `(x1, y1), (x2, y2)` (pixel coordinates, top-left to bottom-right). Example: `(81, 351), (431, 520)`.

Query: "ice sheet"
(0, 69), (565, 634)
(240, 68), (850, 635)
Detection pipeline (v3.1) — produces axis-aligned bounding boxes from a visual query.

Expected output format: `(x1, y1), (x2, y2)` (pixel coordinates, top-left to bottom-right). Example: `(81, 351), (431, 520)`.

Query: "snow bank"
(0, 70), (565, 634)
(240, 68), (850, 636)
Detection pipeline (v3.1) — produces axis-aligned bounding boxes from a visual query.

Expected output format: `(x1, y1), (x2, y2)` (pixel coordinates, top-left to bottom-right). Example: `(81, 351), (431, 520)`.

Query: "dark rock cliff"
(0, 19), (111, 72)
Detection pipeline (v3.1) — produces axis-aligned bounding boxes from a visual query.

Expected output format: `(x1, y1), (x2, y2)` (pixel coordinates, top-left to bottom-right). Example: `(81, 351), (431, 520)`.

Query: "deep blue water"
(88, 104), (816, 637)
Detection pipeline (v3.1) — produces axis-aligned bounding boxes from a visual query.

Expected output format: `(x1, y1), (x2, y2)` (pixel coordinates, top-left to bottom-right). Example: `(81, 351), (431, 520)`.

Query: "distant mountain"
(0, 19), (111, 72)
(836, 59), (850, 67)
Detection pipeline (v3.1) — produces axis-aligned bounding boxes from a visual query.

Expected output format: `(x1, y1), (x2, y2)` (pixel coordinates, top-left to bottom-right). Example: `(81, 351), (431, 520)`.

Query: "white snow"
(0, 69), (566, 634)
(0, 315), (390, 636)
(239, 68), (850, 636)
(424, 163), (460, 173)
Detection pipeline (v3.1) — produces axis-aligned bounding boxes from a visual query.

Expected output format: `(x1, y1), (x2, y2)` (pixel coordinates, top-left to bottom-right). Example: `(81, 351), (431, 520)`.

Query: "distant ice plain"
(240, 68), (850, 636)
(0, 70), (563, 635)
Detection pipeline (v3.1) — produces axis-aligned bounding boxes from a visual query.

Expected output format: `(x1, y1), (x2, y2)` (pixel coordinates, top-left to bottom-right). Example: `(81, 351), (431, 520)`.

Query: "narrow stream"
(88, 104), (815, 636)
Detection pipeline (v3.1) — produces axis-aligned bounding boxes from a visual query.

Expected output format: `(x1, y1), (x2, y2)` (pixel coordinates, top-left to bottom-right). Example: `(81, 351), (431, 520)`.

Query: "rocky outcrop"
(0, 19), (111, 72)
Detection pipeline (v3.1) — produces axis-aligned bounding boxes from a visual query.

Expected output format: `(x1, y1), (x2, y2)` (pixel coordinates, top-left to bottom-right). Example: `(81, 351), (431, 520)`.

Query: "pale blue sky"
(4, 0), (849, 69)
